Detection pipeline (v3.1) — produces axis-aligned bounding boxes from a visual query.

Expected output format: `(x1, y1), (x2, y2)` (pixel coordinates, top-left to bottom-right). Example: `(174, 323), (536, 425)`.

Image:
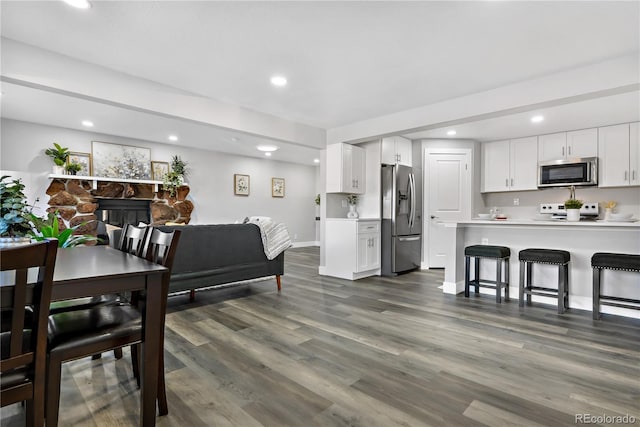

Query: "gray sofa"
(113, 224), (284, 300)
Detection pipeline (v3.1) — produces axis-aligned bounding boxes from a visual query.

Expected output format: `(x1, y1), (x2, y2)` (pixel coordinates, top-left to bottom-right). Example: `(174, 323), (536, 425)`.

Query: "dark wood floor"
(3, 247), (639, 426)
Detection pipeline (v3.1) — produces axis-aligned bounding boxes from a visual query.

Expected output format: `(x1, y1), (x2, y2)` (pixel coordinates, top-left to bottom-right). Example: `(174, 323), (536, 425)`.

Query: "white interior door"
(425, 149), (472, 268)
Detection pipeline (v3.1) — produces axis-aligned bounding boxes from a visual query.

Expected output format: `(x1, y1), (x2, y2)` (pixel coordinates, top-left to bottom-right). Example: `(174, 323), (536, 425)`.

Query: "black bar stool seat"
(519, 248), (570, 314)
(592, 252), (640, 320)
(464, 245), (510, 303)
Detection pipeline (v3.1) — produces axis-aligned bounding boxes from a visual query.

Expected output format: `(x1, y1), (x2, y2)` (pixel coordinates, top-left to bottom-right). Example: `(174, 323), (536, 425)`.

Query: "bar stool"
(464, 245), (510, 303)
(519, 248), (570, 314)
(591, 252), (640, 320)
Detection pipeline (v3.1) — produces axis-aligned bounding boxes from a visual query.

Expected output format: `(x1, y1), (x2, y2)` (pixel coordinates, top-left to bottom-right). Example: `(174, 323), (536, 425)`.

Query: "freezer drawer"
(393, 235), (421, 273)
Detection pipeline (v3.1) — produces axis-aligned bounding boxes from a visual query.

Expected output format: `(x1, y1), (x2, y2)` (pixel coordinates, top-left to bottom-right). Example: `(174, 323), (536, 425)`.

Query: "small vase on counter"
(604, 208), (612, 221)
(566, 209), (580, 222)
(347, 204), (359, 219)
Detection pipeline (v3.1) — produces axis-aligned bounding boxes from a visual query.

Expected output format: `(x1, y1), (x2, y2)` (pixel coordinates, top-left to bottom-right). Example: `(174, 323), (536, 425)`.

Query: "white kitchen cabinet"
(381, 136), (412, 166)
(326, 143), (366, 194)
(538, 129), (597, 161)
(599, 123), (639, 187)
(324, 219), (380, 280)
(482, 137), (537, 192)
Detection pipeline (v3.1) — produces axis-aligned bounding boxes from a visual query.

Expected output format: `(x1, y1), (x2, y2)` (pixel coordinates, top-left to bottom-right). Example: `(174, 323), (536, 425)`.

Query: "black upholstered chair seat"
(591, 253), (640, 271)
(519, 248), (570, 264)
(48, 305), (141, 350)
(465, 245), (510, 259)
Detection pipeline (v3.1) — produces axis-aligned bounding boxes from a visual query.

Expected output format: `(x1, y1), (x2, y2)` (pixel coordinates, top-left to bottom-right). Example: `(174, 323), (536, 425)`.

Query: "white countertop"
(447, 218), (640, 228)
(326, 217), (380, 222)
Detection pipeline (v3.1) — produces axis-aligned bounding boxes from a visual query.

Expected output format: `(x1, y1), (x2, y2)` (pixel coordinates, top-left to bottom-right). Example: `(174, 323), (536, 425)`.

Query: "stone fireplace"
(45, 178), (194, 237)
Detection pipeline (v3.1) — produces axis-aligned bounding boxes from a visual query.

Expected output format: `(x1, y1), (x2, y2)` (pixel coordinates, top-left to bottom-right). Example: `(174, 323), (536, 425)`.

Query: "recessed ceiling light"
(447, 130), (456, 136)
(230, 137), (238, 142)
(270, 76), (287, 87)
(257, 145), (278, 152)
(265, 152), (272, 157)
(168, 135), (178, 142)
(81, 120), (94, 127)
(313, 158), (320, 164)
(531, 115), (545, 123)
(62, 0), (91, 9)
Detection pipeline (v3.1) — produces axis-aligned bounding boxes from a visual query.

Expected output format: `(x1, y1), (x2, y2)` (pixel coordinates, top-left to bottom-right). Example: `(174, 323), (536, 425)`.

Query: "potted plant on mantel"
(65, 162), (82, 176)
(0, 175), (33, 246)
(45, 142), (69, 174)
(162, 155), (188, 197)
(564, 198), (583, 222)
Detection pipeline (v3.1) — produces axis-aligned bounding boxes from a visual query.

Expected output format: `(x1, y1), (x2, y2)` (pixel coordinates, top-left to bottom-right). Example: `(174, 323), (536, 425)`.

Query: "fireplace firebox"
(95, 198), (151, 227)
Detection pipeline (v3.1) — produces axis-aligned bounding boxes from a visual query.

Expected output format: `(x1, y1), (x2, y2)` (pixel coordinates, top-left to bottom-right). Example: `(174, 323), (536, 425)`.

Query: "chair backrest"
(0, 240), (58, 407)
(117, 224), (149, 256)
(143, 228), (182, 270)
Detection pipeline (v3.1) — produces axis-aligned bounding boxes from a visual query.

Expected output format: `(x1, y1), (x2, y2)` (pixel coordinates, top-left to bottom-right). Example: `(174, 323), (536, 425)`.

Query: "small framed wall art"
(67, 152), (92, 176)
(234, 174), (250, 196)
(151, 161), (170, 180)
(272, 177), (285, 198)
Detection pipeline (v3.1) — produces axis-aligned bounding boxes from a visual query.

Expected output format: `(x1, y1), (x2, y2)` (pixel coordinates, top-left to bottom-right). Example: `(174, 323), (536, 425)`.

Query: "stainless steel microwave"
(538, 157), (598, 188)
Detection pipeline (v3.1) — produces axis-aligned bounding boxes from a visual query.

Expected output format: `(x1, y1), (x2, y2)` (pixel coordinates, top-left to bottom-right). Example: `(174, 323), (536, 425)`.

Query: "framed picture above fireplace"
(91, 141), (151, 179)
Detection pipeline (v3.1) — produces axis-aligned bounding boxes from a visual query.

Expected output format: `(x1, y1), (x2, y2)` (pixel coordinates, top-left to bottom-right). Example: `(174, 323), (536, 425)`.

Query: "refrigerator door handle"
(409, 173), (416, 230)
(398, 236), (420, 242)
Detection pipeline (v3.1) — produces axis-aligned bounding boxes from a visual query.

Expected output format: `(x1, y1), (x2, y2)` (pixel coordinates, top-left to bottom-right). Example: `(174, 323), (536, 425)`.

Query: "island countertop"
(445, 219), (640, 228)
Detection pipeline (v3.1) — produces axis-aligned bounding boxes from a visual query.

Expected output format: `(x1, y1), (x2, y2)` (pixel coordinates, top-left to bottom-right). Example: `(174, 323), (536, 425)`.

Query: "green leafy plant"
(170, 155), (188, 177)
(564, 199), (583, 209)
(315, 194), (320, 205)
(29, 212), (98, 248)
(45, 143), (69, 166)
(0, 175), (32, 237)
(346, 194), (358, 205)
(65, 162), (82, 175)
(162, 171), (184, 197)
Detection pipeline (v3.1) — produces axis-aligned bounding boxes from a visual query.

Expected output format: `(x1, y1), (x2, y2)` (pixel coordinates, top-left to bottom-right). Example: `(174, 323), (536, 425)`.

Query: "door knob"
(430, 215), (437, 219)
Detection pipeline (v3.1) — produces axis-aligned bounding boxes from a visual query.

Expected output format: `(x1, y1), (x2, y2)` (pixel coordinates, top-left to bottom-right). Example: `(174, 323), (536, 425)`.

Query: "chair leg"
(526, 262), (533, 305)
(557, 264), (565, 314)
(157, 349), (168, 415)
(474, 258), (480, 294)
(504, 258), (510, 302)
(132, 344), (140, 387)
(519, 261), (525, 307)
(46, 354), (63, 427)
(114, 347), (123, 359)
(189, 289), (195, 302)
(593, 267), (601, 320)
(495, 258), (502, 303)
(91, 353), (102, 360)
(464, 256), (470, 297)
(276, 275), (282, 291)
(564, 264), (570, 309)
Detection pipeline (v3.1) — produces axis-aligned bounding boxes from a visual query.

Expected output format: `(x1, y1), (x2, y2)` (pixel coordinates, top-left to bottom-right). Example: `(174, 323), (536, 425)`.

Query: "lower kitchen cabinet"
(324, 219), (381, 280)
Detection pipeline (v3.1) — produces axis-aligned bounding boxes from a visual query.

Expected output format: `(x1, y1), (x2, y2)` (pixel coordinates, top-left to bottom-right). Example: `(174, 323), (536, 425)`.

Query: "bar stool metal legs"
(591, 252), (640, 320)
(518, 248), (570, 314)
(464, 245), (510, 303)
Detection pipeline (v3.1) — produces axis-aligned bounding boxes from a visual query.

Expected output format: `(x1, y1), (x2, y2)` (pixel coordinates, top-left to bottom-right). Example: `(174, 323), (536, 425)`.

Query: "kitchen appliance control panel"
(539, 203), (599, 216)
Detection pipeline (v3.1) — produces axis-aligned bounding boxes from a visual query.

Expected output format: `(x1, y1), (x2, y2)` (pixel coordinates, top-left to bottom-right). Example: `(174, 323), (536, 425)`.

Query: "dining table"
(51, 245), (168, 426)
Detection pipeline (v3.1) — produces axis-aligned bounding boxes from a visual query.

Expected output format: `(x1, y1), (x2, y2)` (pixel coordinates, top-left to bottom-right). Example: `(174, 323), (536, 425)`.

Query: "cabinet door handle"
(562, 146), (565, 156)
(510, 178), (514, 187)
(633, 170), (637, 181)
(568, 146), (572, 156)
(398, 154), (401, 162)
(505, 178), (509, 187)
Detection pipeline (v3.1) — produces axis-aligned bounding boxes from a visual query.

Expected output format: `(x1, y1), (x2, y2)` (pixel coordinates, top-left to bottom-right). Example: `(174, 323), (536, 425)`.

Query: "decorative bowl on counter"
(609, 213), (633, 220)
(477, 213), (493, 219)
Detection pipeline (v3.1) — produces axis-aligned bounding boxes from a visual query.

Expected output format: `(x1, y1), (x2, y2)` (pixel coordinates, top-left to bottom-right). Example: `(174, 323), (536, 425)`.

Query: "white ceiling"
(1, 1), (639, 162)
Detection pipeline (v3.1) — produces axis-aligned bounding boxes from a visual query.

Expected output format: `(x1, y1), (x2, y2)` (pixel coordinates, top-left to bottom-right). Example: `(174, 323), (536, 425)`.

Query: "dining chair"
(45, 227), (181, 426)
(48, 223), (150, 360)
(1, 240), (58, 427)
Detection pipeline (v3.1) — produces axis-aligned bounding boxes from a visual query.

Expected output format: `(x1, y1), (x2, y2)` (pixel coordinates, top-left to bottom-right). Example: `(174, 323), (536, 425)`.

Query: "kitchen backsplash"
(481, 186), (640, 218)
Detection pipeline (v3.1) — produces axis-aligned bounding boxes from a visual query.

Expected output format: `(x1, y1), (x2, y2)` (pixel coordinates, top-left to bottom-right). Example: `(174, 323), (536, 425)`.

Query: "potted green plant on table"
(0, 176), (33, 246)
(346, 194), (359, 219)
(29, 212), (98, 248)
(45, 143), (70, 174)
(162, 155), (188, 197)
(564, 198), (583, 222)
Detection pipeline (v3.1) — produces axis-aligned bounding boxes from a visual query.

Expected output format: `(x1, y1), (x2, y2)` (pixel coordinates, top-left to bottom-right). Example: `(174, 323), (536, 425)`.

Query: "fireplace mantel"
(47, 173), (189, 192)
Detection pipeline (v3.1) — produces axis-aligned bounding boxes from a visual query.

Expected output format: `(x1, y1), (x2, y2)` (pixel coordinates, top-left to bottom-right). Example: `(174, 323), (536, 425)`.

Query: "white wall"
(1, 118), (318, 244)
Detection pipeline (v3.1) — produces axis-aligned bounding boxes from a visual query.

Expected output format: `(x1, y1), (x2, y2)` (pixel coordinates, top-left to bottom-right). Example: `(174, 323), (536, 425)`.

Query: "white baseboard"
(291, 241), (319, 248)
(443, 281), (464, 294)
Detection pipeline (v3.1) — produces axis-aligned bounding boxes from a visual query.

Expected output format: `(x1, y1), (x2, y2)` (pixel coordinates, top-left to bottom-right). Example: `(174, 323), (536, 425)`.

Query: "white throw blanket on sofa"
(247, 218), (292, 260)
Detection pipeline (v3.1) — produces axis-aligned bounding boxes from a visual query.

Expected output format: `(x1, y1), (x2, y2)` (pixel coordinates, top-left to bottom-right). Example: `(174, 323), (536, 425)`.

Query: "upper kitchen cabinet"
(538, 129), (597, 161)
(599, 123), (639, 187)
(482, 136), (538, 192)
(381, 136), (412, 166)
(326, 143), (366, 194)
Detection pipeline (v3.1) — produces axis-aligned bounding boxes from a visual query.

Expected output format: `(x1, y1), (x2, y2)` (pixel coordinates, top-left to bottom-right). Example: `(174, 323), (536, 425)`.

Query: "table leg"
(141, 272), (162, 426)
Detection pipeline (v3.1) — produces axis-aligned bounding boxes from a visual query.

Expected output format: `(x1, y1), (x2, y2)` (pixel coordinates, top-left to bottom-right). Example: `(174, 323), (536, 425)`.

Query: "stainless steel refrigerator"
(381, 164), (421, 276)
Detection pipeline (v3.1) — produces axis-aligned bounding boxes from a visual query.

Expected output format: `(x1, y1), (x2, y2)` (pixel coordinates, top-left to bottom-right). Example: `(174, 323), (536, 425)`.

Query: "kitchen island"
(441, 219), (640, 319)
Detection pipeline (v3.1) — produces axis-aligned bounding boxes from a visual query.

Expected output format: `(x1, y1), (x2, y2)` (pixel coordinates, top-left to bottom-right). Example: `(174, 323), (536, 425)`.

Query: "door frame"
(423, 147), (473, 269)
